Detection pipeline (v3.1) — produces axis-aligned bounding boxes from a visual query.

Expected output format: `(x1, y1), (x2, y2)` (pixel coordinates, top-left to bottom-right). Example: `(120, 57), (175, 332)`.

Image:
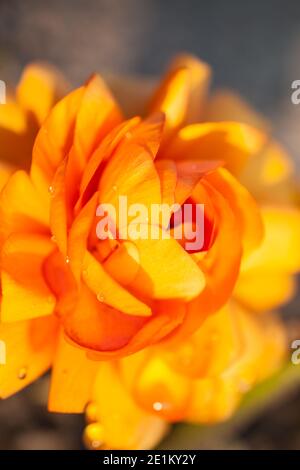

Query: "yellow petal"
(234, 271), (296, 312)
(163, 121), (266, 175)
(82, 251), (152, 317)
(17, 62), (69, 125)
(48, 330), (99, 413)
(68, 193), (99, 283)
(124, 351), (192, 422)
(0, 162), (14, 190)
(64, 75), (123, 208)
(204, 89), (270, 132)
(130, 228), (205, 301)
(69, 75), (122, 167)
(255, 313), (287, 381)
(85, 362), (168, 449)
(0, 170), (49, 246)
(30, 86), (85, 199)
(148, 68), (189, 142)
(103, 241), (141, 287)
(242, 205), (300, 274)
(186, 376), (241, 423)
(0, 316), (58, 398)
(98, 125), (162, 225)
(155, 159), (177, 207)
(165, 54), (211, 123)
(1, 233), (56, 322)
(240, 141), (296, 204)
(185, 303), (277, 423)
(206, 167), (264, 257)
(149, 54), (211, 143)
(166, 303), (242, 379)
(77, 117), (141, 211)
(49, 160), (68, 255)
(0, 99), (32, 168)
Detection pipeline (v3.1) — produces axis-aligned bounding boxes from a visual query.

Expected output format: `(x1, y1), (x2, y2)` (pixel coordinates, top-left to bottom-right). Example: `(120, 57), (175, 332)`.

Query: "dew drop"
(18, 367), (27, 380)
(65, 256), (70, 264)
(97, 293), (105, 303)
(51, 235), (57, 243)
(152, 401), (164, 412)
(84, 423), (105, 450)
(48, 185), (55, 196)
(92, 440), (102, 448)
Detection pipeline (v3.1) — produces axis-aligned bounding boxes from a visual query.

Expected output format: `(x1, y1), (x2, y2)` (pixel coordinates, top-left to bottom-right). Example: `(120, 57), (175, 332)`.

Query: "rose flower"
(84, 56), (300, 449)
(0, 55), (297, 450)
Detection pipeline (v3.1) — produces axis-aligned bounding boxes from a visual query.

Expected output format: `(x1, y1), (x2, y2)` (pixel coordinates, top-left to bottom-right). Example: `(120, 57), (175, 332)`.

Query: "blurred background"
(0, 0), (300, 450)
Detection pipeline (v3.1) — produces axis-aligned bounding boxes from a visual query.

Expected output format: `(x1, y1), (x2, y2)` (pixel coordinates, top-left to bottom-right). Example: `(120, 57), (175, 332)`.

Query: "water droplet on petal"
(92, 440), (101, 448)
(97, 293), (105, 303)
(84, 423), (105, 450)
(152, 398), (173, 413)
(65, 256), (70, 264)
(152, 401), (164, 412)
(18, 367), (27, 380)
(48, 185), (55, 196)
(51, 235), (57, 243)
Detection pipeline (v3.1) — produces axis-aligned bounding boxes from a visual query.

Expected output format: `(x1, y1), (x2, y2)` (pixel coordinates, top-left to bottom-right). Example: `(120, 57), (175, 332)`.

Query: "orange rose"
(1, 55), (295, 452)
(83, 56), (300, 450)
(0, 57), (262, 416)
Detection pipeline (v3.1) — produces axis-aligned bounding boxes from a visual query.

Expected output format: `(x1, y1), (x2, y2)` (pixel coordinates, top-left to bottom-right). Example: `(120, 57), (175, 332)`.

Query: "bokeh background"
(0, 0), (300, 449)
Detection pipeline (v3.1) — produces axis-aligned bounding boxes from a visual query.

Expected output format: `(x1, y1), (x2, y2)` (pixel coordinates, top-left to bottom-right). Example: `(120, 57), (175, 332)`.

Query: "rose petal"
(0, 316), (58, 398)
(1, 233), (56, 322)
(48, 330), (99, 413)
